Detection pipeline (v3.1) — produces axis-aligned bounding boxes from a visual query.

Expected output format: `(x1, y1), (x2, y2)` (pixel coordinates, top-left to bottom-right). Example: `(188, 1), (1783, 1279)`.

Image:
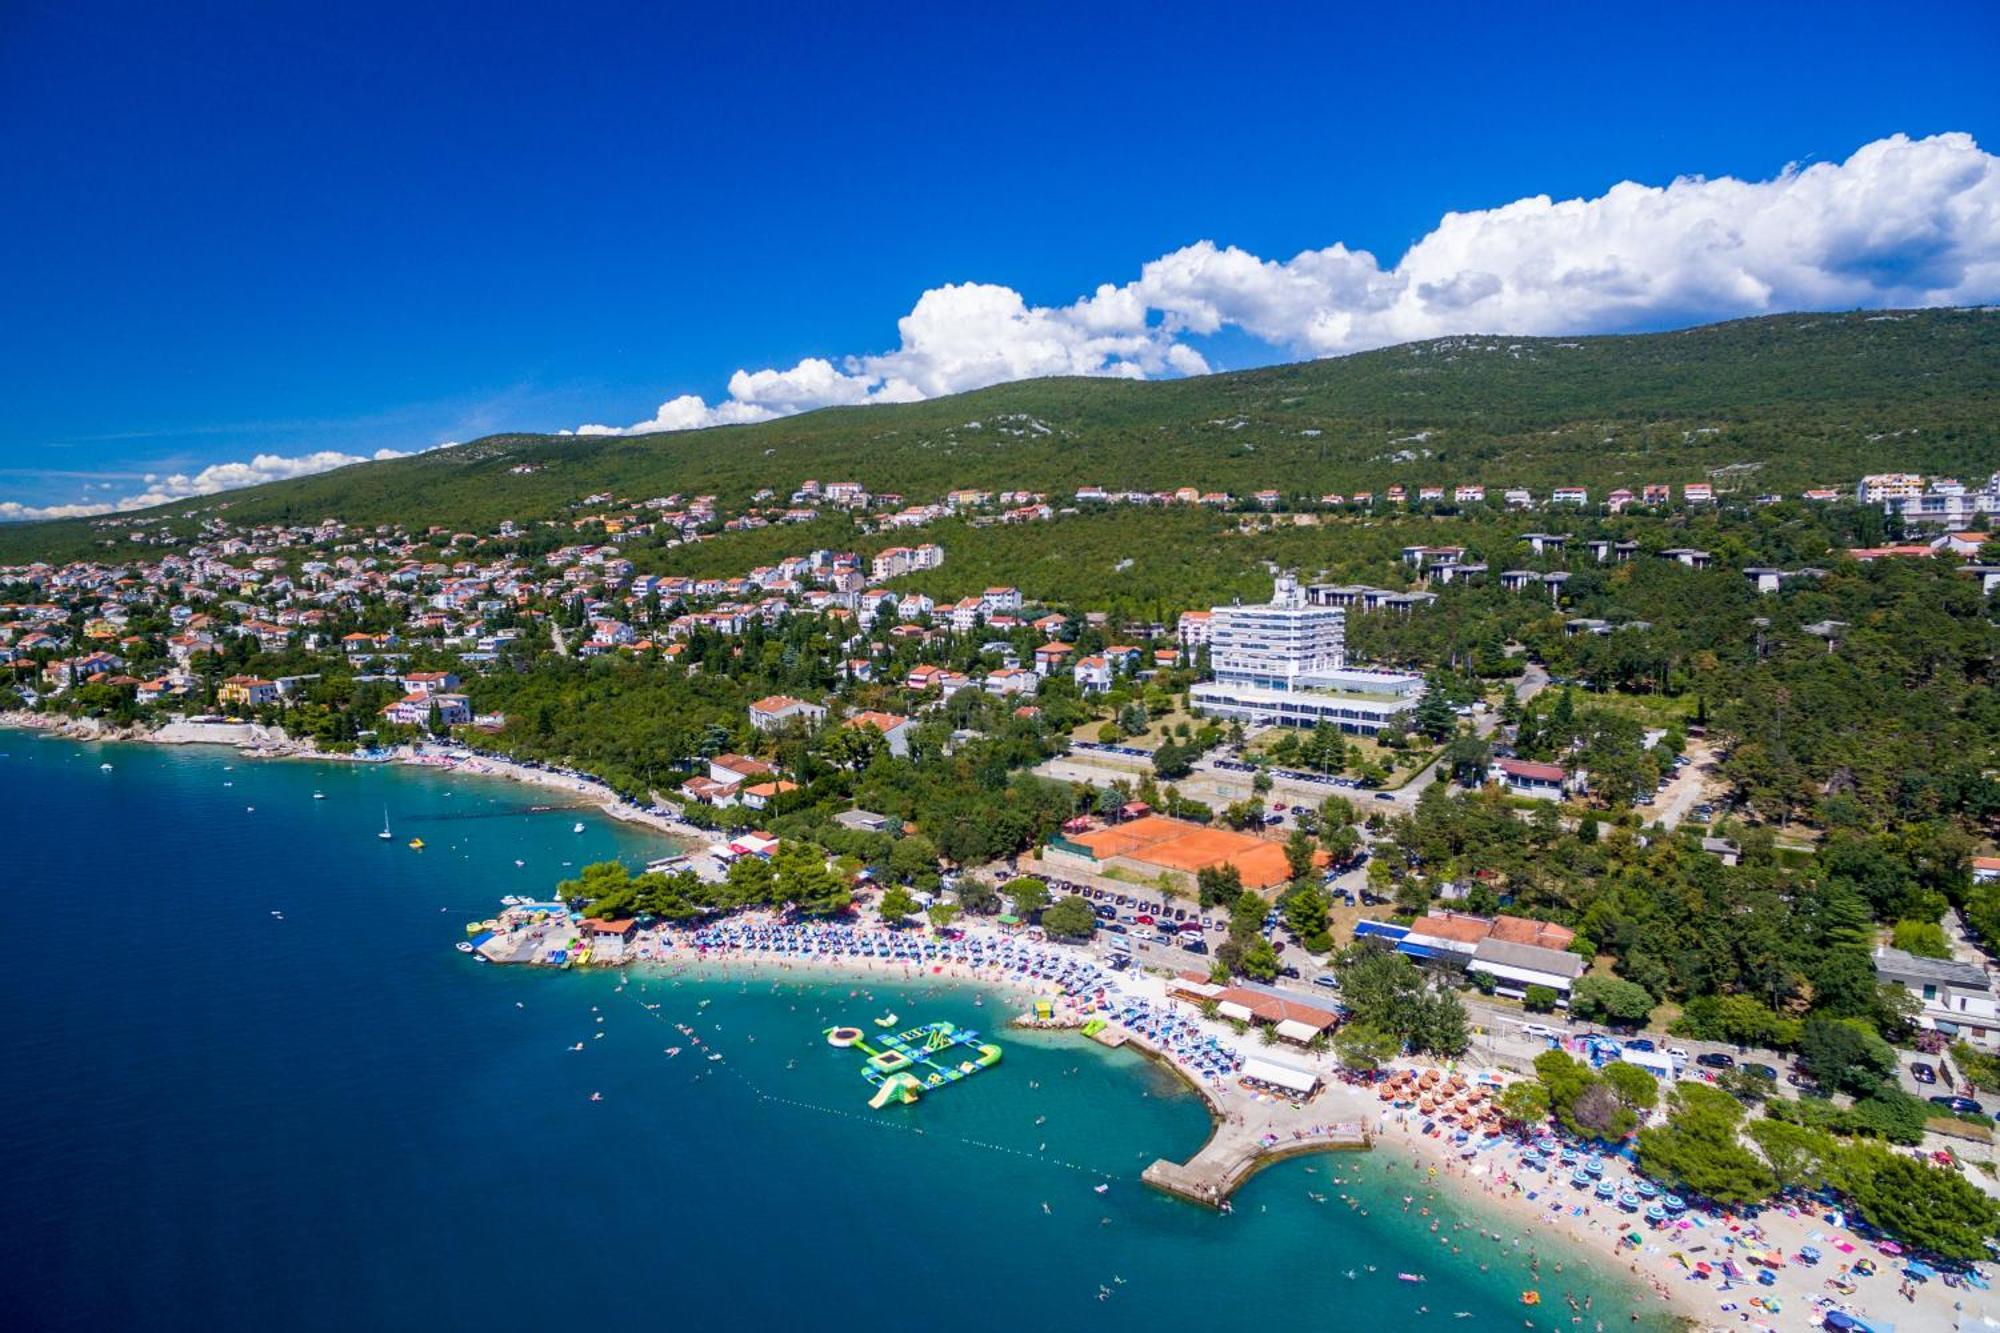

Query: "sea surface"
(0, 734), (1672, 1332)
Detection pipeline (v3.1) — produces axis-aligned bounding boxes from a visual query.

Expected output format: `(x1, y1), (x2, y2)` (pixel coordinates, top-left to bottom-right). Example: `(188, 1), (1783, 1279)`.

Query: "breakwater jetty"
(1143, 1119), (1370, 1208)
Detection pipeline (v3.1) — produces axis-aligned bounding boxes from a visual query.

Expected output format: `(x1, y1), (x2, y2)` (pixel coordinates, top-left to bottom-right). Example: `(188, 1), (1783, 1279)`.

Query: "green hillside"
(6, 307), (1998, 561)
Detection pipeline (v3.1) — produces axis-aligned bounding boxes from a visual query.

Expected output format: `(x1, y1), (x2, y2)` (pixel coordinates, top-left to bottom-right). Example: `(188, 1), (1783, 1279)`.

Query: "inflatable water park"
(825, 1018), (1002, 1107)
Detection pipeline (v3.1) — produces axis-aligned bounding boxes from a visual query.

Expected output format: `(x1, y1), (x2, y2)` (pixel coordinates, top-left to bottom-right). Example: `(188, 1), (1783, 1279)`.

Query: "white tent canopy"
(1217, 1000), (1256, 1023)
(1273, 1018), (1320, 1044)
(1240, 1056), (1321, 1095)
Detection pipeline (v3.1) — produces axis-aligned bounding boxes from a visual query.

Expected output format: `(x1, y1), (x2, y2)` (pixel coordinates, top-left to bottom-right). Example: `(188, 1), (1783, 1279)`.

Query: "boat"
(455, 941), (473, 953)
(1520, 1291), (1540, 1307)
(1093, 1183), (1109, 1194)
(378, 808), (393, 841)
(408, 838), (425, 851)
(1396, 1273), (1426, 1284)
(312, 791), (325, 800)
(99, 762), (113, 771)
(573, 822), (585, 834)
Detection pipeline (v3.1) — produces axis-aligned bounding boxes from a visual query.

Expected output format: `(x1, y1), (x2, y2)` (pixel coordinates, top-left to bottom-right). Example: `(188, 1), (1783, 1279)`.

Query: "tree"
(888, 833), (940, 888)
(1004, 876), (1049, 917)
(1890, 919), (1951, 958)
(775, 842), (851, 916)
(1799, 1016), (1898, 1098)
(1523, 984), (1558, 1013)
(1413, 689), (1456, 742)
(1196, 862), (1244, 908)
(1283, 827), (1318, 881)
(1280, 883), (1332, 951)
(1744, 1119), (1840, 1193)
(1411, 988), (1470, 1057)
(1041, 894), (1097, 939)
(956, 879), (1001, 915)
(1237, 935), (1281, 982)
(1569, 1082), (1637, 1139)
(1333, 1022), (1401, 1073)
(925, 901), (961, 932)
(1496, 1080), (1551, 1130)
(1839, 1142), (2000, 1261)
(1570, 975), (1656, 1027)
(723, 853), (777, 909)
(876, 884), (921, 925)
(1635, 1083), (1776, 1206)
(1601, 1061), (1659, 1114)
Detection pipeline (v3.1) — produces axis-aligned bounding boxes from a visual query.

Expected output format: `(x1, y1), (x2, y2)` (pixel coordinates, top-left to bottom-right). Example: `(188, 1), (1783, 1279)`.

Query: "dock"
(1142, 1120), (1369, 1208)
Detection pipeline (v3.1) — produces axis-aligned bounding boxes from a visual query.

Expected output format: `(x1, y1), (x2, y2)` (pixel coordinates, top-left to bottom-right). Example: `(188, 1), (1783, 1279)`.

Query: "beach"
(590, 913), (1985, 1333)
(5, 721), (1985, 1333)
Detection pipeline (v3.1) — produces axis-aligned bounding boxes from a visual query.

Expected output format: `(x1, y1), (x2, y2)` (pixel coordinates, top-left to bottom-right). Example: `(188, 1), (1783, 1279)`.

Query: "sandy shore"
(613, 933), (1983, 1333)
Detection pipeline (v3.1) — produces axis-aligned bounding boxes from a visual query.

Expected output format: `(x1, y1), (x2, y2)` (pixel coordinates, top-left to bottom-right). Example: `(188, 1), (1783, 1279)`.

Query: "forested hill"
(8, 306), (2000, 559)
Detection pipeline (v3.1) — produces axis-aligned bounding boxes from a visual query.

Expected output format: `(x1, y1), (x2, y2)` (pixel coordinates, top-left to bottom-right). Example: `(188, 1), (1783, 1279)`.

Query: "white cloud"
(0, 447), (416, 522)
(590, 131), (2000, 433)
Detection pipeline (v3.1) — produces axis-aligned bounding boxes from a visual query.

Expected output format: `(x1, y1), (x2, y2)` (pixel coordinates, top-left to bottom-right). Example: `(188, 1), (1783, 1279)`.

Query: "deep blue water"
(0, 734), (1669, 1331)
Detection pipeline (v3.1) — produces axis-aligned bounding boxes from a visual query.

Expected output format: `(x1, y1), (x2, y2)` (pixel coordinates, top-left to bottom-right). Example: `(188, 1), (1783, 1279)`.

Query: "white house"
(748, 694), (827, 732)
(1073, 655), (1113, 693)
(1873, 946), (1999, 1050)
(1490, 757), (1577, 800)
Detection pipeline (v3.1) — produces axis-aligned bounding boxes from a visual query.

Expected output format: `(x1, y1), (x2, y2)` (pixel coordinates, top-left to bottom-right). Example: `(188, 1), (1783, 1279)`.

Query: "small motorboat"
(1093, 1183), (1109, 1194)
(408, 838), (425, 851)
(589, 1092), (602, 1102)
(1396, 1273), (1426, 1284)
(572, 822), (585, 834)
(455, 941), (474, 953)
(99, 762), (113, 771)
(312, 791), (325, 800)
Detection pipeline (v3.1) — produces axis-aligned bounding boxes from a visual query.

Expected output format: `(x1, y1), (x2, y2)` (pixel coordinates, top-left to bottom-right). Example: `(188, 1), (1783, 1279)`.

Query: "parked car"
(1930, 1095), (1985, 1117)
(1313, 975), (1340, 989)
(1911, 1062), (1938, 1085)
(1278, 966), (1301, 979)
(1180, 938), (1209, 956)
(1743, 1063), (1778, 1081)
(1624, 1038), (1656, 1052)
(1374, 792), (1396, 802)
(1695, 1052), (1735, 1070)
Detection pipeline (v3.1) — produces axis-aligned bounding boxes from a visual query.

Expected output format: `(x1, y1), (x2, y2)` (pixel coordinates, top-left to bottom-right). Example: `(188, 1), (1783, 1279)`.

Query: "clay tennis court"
(1068, 815), (1297, 890)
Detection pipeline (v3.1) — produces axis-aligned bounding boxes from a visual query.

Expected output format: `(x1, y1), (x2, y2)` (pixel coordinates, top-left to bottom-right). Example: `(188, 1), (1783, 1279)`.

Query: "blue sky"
(2, 0), (1997, 516)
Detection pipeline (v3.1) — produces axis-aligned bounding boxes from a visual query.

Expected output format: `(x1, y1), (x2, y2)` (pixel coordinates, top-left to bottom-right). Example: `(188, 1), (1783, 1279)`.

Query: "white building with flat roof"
(1190, 574), (1422, 734)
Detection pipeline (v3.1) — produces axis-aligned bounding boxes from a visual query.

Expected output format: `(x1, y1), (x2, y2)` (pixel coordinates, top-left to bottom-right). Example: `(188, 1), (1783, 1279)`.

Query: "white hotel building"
(1189, 575), (1423, 735)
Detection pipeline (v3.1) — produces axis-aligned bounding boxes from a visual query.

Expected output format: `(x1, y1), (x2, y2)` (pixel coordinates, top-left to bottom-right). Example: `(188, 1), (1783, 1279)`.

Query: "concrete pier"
(1143, 1119), (1369, 1208)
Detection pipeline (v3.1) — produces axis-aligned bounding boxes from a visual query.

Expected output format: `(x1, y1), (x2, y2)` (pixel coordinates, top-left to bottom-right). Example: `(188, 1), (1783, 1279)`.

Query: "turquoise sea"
(0, 734), (1672, 1332)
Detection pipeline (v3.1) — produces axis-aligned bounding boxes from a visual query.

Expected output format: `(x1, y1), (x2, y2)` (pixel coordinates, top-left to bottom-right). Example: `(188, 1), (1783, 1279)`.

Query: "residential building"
(748, 694), (827, 731)
(1489, 757), (1578, 800)
(1873, 946), (1998, 1049)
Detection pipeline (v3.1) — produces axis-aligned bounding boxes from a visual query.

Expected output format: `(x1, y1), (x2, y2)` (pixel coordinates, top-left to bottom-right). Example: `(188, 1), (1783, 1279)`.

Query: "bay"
(0, 734), (1669, 1331)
